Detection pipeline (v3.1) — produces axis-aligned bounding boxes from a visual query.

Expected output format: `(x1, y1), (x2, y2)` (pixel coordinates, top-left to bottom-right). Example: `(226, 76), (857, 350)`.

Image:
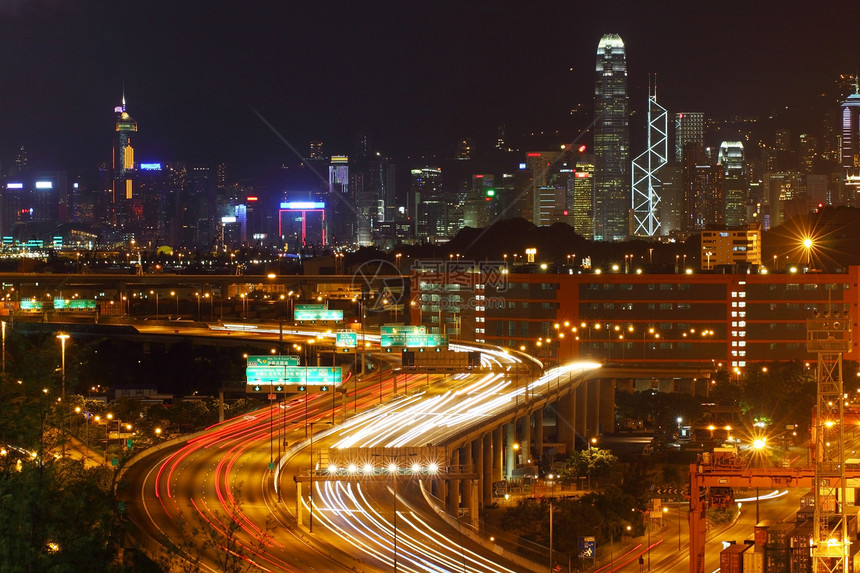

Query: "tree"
(557, 447), (618, 487)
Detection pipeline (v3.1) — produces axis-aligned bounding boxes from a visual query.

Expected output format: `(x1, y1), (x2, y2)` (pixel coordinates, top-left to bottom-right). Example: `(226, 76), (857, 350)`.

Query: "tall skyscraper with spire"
(112, 94), (138, 228)
(593, 34), (629, 241)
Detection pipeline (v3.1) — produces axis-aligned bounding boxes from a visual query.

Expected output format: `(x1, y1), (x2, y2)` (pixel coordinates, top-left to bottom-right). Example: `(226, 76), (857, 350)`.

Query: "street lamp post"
(150, 290), (159, 315)
(57, 333), (70, 455)
(803, 237), (813, 268)
(308, 421), (331, 534)
(548, 474), (557, 572)
(171, 291), (178, 316)
(195, 292), (201, 321)
(105, 413), (113, 464)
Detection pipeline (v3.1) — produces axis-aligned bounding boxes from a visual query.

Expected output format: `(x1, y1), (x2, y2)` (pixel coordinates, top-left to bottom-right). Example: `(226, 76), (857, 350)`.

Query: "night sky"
(1, 1), (858, 175)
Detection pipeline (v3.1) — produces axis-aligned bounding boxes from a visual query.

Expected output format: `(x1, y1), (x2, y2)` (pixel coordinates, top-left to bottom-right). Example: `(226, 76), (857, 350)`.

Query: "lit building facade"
(411, 267), (860, 372)
(593, 33), (630, 241)
(700, 224), (761, 271)
(0, 172), (68, 239)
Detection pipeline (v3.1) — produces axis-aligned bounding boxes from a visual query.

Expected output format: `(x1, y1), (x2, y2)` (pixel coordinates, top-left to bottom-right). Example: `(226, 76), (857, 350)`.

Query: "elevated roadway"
(84, 319), (714, 571)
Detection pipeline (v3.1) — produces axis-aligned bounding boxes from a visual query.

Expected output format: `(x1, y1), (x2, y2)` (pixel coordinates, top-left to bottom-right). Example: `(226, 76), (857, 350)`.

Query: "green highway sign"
(247, 355), (300, 367)
(381, 325), (426, 336)
(294, 304), (343, 321)
(245, 355), (302, 385)
(20, 300), (44, 310)
(336, 331), (358, 348)
(380, 324), (447, 348)
(426, 334), (448, 347)
(53, 298), (97, 310)
(246, 366), (342, 391)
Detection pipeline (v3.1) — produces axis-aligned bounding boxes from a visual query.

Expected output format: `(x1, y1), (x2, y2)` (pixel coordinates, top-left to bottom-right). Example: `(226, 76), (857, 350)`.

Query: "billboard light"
(281, 201), (325, 209)
(139, 163), (162, 170)
(6, 183), (23, 189)
(35, 181), (53, 189)
(221, 216), (237, 223)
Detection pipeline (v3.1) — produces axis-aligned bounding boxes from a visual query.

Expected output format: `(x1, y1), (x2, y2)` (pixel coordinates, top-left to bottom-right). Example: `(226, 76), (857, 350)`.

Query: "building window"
(660, 284), (673, 290)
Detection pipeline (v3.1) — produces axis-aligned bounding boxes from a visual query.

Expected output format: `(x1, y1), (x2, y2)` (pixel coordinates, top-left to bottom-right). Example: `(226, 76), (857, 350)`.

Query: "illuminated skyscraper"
(593, 34), (629, 241)
(674, 112), (703, 163)
(631, 84), (667, 237)
(572, 154), (595, 239)
(410, 167), (444, 239)
(328, 156), (353, 245)
(112, 95), (138, 227)
(718, 141), (747, 226)
(840, 85), (860, 195)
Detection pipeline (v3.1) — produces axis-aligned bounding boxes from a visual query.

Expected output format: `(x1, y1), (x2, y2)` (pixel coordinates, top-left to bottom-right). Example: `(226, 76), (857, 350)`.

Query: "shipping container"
(789, 522), (812, 573)
(720, 542), (749, 573)
(743, 545), (765, 573)
(754, 521), (774, 547)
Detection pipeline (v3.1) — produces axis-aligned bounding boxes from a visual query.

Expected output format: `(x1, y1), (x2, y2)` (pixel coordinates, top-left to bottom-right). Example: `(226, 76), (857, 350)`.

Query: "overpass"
(31, 317), (715, 570)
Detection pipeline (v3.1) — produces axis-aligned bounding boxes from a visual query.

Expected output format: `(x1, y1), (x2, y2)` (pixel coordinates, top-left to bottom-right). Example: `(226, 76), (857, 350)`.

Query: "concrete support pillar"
(481, 433), (492, 508)
(468, 479), (479, 529)
(556, 392), (575, 453)
(296, 481), (303, 527)
(599, 379), (616, 435)
(534, 406), (544, 461)
(576, 383), (588, 441)
(432, 474), (442, 501)
(505, 422), (516, 479)
(492, 426), (503, 483)
(447, 447), (460, 515)
(462, 440), (474, 521)
(615, 378), (634, 393)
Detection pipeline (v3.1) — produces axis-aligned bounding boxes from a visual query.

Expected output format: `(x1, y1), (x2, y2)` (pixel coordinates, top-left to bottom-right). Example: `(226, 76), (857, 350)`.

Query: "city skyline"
(0, 1), (857, 175)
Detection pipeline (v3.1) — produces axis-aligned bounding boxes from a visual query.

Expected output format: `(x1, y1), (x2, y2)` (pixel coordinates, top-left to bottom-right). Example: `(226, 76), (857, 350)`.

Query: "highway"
(598, 489), (804, 573)
(121, 322), (600, 572)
